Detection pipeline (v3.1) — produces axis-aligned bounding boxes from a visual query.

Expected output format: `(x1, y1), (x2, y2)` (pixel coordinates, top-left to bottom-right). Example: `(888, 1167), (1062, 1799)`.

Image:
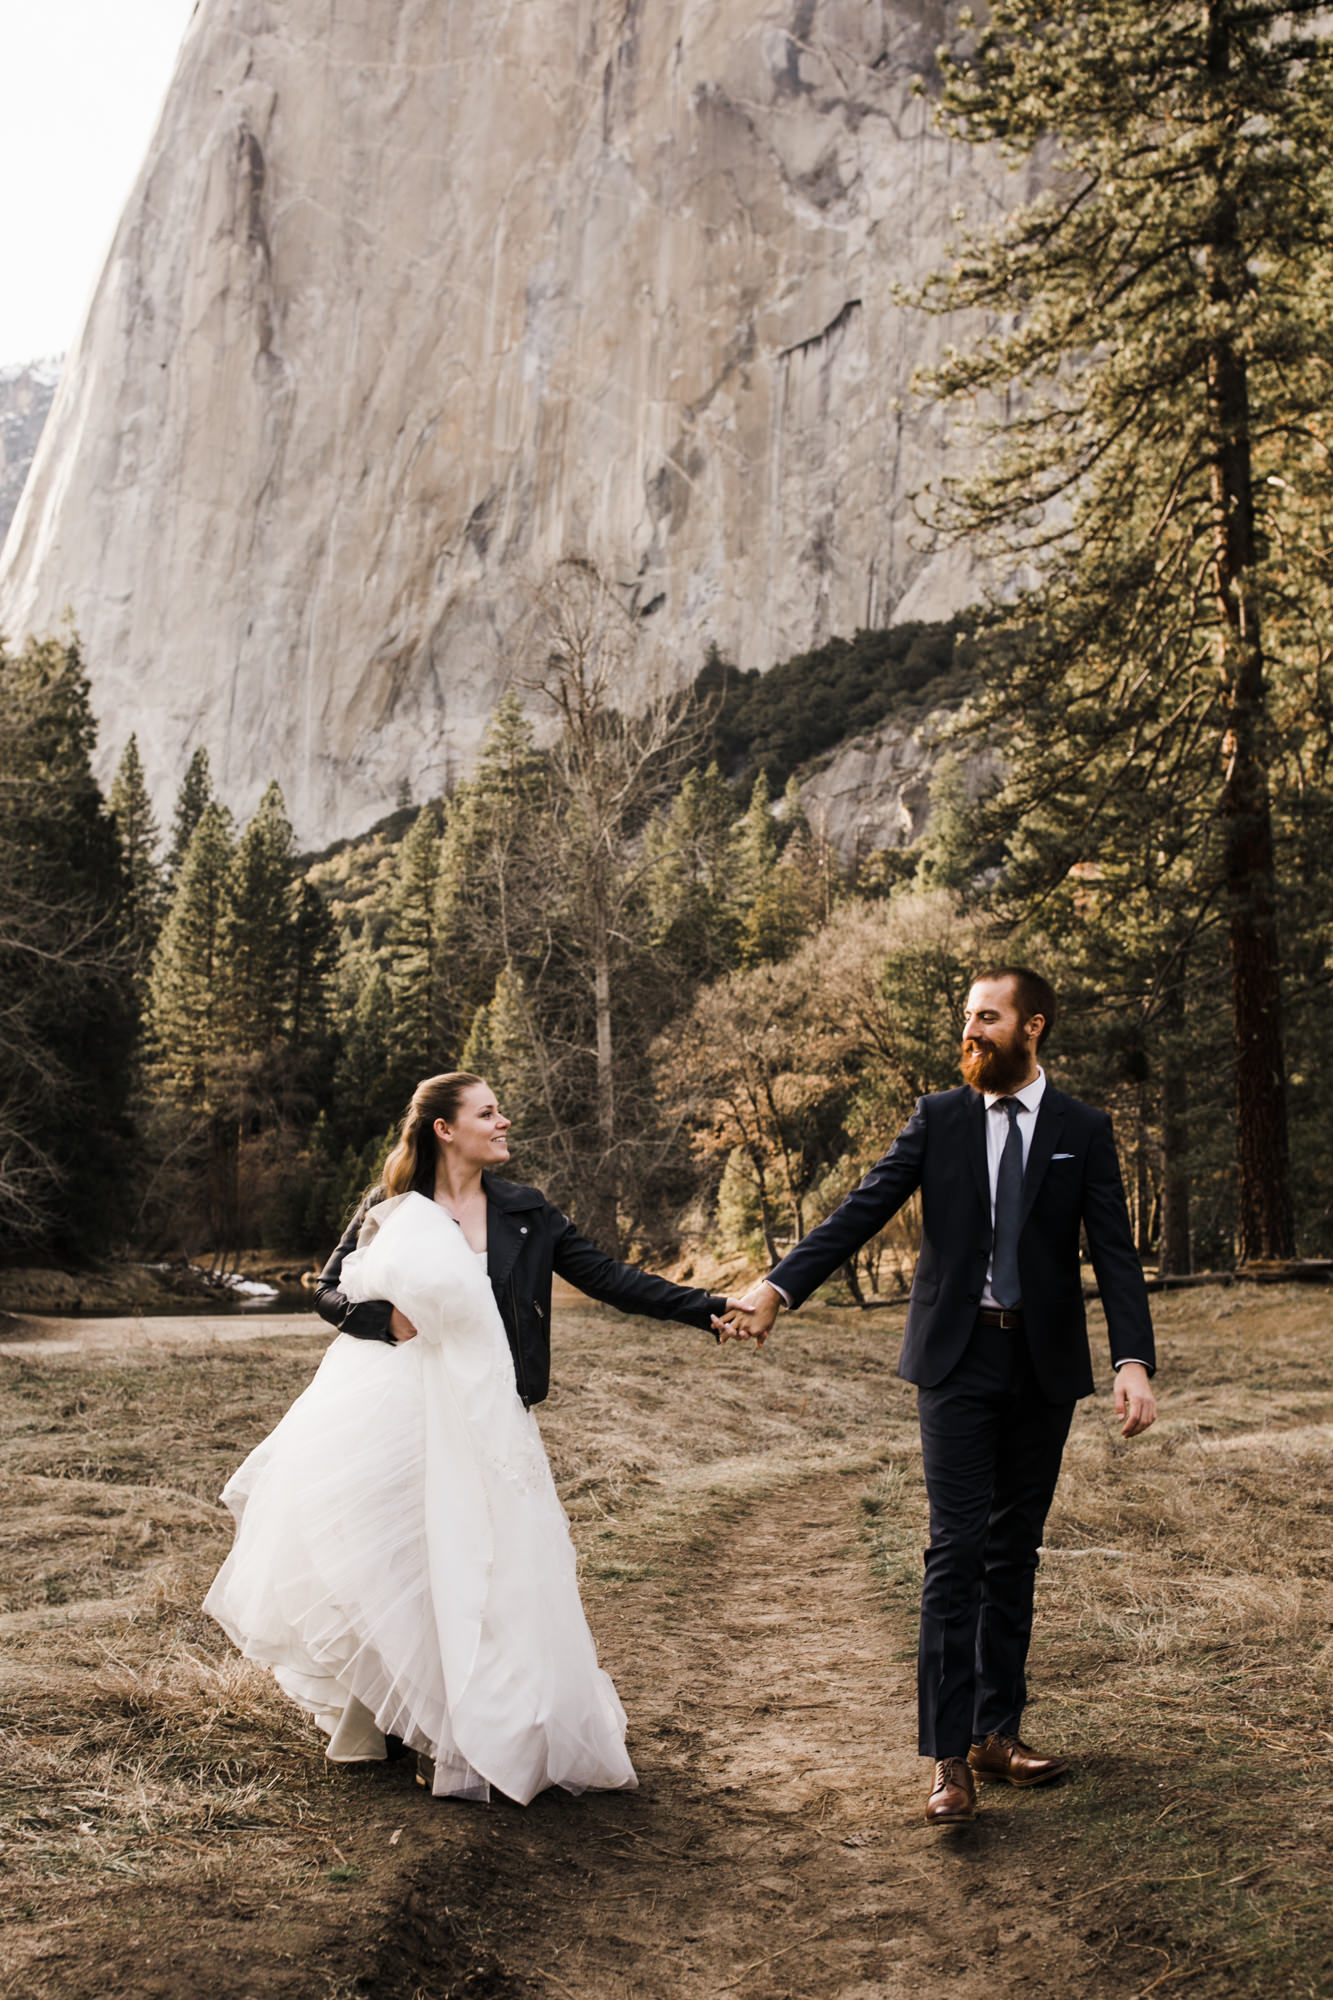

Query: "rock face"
(0, 361), (60, 549)
(0, 0), (1016, 846)
(798, 711), (998, 862)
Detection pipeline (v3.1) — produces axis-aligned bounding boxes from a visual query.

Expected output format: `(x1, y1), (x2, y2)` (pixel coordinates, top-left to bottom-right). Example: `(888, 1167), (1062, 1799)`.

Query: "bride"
(205, 1071), (729, 1804)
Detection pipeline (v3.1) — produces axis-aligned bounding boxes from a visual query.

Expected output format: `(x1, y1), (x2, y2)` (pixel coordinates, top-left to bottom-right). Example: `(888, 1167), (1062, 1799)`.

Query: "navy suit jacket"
(768, 1084), (1155, 1402)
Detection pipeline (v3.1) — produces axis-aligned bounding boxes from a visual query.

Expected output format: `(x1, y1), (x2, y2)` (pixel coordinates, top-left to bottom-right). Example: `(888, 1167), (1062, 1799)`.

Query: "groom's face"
(960, 978), (1043, 1094)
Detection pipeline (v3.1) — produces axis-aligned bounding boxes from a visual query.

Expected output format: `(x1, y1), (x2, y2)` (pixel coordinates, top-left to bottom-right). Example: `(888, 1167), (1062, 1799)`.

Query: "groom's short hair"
(977, 966), (1058, 1049)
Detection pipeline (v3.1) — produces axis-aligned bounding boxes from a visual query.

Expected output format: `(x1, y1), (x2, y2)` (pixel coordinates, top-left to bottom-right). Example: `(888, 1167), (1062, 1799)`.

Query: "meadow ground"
(0, 1286), (1328, 2000)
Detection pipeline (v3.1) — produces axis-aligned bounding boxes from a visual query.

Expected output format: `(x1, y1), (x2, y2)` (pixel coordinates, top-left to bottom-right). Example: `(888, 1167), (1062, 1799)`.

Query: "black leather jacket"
(314, 1170), (726, 1407)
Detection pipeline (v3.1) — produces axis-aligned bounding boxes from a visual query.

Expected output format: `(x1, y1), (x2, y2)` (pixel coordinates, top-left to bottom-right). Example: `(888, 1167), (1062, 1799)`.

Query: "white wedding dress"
(204, 1190), (637, 1803)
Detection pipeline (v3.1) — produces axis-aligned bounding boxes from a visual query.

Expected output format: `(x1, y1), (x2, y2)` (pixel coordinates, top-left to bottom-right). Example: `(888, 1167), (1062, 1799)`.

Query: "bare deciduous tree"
(653, 896), (991, 1285)
(510, 559), (706, 1249)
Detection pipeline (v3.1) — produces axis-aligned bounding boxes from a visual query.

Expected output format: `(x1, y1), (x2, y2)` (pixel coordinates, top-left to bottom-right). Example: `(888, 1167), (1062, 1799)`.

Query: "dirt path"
(65, 1463), (1129, 1999)
(342, 1466), (1132, 2000)
(0, 1311), (325, 1357)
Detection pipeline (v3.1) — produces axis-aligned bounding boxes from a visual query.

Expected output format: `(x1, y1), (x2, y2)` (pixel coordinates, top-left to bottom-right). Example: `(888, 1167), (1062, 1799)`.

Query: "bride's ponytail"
(378, 1072), (486, 1198)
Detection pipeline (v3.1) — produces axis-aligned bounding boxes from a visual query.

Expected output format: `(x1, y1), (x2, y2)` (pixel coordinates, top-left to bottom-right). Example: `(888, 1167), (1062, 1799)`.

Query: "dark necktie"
(991, 1098), (1023, 1308)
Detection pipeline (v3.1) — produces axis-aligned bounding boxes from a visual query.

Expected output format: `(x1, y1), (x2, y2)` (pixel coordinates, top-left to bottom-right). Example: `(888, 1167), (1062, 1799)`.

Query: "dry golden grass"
(0, 1287), (1329, 1998)
(0, 1314), (906, 1990)
(863, 1284), (1333, 1997)
(0, 1343), (341, 1960)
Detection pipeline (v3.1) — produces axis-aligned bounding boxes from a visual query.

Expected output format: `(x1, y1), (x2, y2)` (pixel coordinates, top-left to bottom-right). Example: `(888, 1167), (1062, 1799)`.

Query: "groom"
(718, 968), (1157, 1824)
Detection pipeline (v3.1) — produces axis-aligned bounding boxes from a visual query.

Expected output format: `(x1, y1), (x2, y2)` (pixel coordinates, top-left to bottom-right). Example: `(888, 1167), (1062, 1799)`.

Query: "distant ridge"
(0, 358), (60, 550)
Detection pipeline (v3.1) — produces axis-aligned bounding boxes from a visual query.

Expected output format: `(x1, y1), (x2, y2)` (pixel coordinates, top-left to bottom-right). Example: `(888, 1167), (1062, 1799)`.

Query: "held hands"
(712, 1281), (782, 1347)
(1114, 1361), (1156, 1439)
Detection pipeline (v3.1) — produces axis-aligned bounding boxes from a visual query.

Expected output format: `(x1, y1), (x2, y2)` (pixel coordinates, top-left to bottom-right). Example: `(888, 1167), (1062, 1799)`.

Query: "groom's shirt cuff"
(764, 1278), (792, 1308)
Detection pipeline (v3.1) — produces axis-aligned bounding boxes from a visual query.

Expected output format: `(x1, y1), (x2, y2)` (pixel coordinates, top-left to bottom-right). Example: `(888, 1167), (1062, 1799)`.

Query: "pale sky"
(2, 0), (199, 364)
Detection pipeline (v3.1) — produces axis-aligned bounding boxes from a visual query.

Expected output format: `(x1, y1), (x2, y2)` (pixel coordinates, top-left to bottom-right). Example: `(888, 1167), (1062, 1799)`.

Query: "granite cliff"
(0, 0), (1015, 846)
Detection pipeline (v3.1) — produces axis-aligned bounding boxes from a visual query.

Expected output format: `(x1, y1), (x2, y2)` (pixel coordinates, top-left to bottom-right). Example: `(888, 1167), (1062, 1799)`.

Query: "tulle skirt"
(204, 1193), (636, 1804)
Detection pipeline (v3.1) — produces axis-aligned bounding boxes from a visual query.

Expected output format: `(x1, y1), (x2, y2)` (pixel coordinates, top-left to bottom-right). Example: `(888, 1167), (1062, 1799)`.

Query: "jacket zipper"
(507, 1273), (533, 1408)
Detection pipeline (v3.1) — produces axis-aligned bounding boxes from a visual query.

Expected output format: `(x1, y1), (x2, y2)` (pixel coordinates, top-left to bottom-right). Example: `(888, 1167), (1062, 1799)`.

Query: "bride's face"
(435, 1082), (512, 1168)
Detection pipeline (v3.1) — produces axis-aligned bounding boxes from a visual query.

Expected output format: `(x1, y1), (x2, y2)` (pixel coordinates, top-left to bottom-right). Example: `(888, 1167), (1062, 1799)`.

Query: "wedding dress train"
(204, 1191), (637, 1803)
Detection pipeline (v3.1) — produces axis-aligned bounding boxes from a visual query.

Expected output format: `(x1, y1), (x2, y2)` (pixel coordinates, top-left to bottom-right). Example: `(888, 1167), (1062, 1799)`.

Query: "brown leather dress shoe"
(968, 1732), (1070, 1787)
(925, 1756), (977, 1823)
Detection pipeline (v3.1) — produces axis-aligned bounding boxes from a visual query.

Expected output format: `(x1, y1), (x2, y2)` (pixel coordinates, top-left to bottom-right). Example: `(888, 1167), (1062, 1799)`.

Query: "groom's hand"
(1114, 1361), (1156, 1438)
(711, 1296), (761, 1342)
(713, 1282), (782, 1346)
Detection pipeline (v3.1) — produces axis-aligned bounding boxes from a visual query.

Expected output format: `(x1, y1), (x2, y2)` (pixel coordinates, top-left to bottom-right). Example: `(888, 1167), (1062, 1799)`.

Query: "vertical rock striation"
(0, 0), (1013, 845)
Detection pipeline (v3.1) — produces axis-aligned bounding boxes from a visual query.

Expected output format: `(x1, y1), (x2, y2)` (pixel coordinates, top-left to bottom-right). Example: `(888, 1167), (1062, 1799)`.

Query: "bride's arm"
(549, 1209), (726, 1331)
(314, 1208), (397, 1343)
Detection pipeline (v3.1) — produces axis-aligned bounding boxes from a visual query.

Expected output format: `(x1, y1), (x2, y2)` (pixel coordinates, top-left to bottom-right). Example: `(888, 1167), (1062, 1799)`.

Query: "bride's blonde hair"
(379, 1072), (486, 1197)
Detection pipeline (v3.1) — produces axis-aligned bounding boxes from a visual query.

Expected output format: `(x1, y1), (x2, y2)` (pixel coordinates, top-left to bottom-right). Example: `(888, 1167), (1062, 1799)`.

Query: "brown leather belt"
(976, 1306), (1024, 1330)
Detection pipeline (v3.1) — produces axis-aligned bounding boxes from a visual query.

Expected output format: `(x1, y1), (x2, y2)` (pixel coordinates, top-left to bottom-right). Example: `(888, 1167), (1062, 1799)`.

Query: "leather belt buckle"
(979, 1305), (1023, 1330)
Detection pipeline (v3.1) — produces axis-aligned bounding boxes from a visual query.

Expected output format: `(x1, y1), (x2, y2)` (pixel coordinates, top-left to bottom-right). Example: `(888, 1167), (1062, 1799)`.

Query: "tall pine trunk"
(590, 920), (620, 1256)
(1134, 1087), (1154, 1260)
(1205, 5), (1294, 1260)
(1204, 362), (1294, 1258)
(207, 1112), (240, 1269)
(1158, 977), (1192, 1276)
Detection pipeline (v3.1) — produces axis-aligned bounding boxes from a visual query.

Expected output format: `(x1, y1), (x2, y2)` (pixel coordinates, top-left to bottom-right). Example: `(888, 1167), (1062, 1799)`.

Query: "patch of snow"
(183, 1263), (281, 1299)
(226, 1275), (282, 1298)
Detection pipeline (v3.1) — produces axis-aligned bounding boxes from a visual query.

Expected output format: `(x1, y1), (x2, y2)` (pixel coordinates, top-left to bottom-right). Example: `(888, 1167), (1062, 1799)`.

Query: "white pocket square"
(1052, 1152), (1075, 1160)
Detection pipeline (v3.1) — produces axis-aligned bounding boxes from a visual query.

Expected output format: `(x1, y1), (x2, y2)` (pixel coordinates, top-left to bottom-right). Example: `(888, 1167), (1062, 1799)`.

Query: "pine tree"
(224, 781), (296, 1054)
(167, 747), (214, 886)
(779, 774), (807, 840)
(389, 802), (444, 1073)
(108, 733), (164, 964)
(436, 693), (551, 1044)
(462, 962), (552, 1155)
(732, 770), (800, 964)
(290, 878), (338, 1052)
(0, 633), (137, 1249)
(147, 798), (244, 1257)
(148, 801), (236, 1102)
(915, 0), (1333, 1259)
(767, 773), (837, 953)
(645, 761), (743, 978)
(732, 769), (778, 886)
(914, 757), (981, 898)
(331, 967), (404, 1146)
(299, 1108), (342, 1246)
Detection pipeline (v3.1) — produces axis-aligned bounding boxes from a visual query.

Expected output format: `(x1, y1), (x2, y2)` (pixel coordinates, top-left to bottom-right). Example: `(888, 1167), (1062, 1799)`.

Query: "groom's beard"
(960, 1033), (1032, 1095)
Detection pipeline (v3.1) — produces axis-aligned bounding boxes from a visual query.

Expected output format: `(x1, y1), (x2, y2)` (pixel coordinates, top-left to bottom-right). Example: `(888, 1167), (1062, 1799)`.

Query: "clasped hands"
(712, 1280), (782, 1347)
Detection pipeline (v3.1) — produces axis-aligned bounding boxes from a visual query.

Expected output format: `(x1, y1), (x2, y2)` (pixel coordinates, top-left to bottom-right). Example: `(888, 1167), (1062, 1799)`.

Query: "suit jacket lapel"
(966, 1088), (990, 1214)
(1019, 1089), (1065, 1230)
